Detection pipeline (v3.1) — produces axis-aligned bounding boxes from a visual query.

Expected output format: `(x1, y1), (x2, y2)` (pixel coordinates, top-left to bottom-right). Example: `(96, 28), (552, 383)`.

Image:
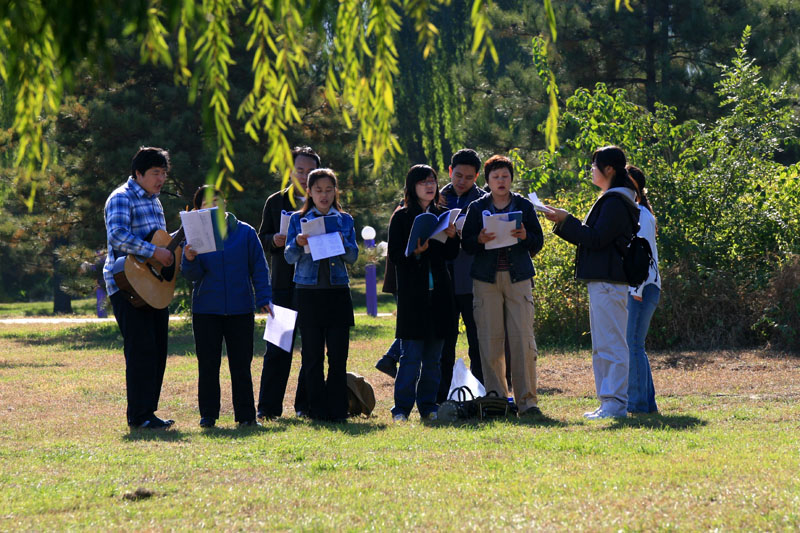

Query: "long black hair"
(403, 164), (439, 216)
(592, 145), (639, 194)
(299, 168), (343, 215)
(626, 165), (654, 215)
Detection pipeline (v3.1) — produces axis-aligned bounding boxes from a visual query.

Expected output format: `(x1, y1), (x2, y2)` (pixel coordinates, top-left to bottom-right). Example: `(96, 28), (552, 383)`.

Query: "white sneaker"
(585, 409), (626, 420)
(583, 407), (602, 418)
(392, 413), (408, 423)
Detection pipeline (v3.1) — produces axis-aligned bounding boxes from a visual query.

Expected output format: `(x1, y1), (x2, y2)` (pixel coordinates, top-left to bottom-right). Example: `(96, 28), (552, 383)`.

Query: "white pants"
(587, 281), (629, 416)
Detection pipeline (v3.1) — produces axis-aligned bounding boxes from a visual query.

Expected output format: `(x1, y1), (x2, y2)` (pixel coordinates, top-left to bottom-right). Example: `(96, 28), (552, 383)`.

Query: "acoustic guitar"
(112, 227), (185, 309)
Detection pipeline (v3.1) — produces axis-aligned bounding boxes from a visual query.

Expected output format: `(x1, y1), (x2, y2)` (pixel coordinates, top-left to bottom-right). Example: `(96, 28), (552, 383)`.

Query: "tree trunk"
(52, 245), (73, 314)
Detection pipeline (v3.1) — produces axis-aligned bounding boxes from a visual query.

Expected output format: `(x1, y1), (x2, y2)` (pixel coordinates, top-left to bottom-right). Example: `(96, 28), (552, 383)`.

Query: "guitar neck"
(166, 227), (185, 253)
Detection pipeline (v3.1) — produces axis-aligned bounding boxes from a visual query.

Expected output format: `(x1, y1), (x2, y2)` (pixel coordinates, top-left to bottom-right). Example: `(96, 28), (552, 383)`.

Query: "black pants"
(110, 291), (169, 426)
(300, 325), (349, 421)
(438, 292), (483, 403)
(257, 288), (308, 417)
(192, 313), (257, 422)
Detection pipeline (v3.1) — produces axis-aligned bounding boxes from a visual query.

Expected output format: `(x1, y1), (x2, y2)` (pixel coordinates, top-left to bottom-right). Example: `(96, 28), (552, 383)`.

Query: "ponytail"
(626, 165), (654, 215)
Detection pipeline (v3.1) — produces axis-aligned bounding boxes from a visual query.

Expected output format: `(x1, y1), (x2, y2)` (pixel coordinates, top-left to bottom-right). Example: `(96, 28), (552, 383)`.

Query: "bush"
(752, 256), (800, 351)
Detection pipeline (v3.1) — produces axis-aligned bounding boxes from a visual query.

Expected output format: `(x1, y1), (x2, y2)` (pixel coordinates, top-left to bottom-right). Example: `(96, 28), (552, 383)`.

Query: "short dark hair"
(192, 185), (224, 210)
(450, 149), (481, 174)
(483, 155), (514, 182)
(131, 146), (170, 176)
(299, 168), (343, 215)
(292, 146), (321, 168)
(404, 164), (439, 215)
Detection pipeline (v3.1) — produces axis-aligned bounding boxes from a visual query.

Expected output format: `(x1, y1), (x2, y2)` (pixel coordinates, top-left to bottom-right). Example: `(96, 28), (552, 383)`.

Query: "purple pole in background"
(362, 226), (378, 317)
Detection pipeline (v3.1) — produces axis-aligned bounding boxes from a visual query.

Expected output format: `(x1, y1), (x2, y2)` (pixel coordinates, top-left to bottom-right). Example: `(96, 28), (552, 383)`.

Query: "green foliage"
(519, 28), (800, 349)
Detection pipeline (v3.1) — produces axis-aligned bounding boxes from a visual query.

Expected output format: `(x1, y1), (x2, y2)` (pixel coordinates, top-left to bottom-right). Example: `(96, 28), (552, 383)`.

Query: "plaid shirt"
(103, 177), (166, 295)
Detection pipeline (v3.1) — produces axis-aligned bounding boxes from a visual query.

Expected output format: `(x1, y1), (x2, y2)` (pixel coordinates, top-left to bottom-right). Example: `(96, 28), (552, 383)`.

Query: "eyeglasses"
(416, 179), (438, 187)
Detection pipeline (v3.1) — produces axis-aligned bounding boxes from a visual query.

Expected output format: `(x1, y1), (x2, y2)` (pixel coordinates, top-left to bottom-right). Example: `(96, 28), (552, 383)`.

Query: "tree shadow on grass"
(122, 429), (190, 442)
(270, 416), (388, 435)
(605, 413), (706, 431)
(349, 323), (393, 342)
(0, 360), (66, 369)
(196, 424), (289, 440)
(426, 413), (572, 430)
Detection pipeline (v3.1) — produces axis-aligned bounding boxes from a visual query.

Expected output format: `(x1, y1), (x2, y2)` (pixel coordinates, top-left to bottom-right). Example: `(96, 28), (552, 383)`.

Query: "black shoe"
(238, 419), (262, 427)
(199, 417), (216, 428)
(519, 406), (543, 418)
(136, 415), (174, 429)
(375, 355), (398, 378)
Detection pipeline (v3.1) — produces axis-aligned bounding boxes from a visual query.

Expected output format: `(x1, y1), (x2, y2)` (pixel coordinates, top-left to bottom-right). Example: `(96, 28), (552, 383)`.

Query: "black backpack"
(611, 198), (656, 287)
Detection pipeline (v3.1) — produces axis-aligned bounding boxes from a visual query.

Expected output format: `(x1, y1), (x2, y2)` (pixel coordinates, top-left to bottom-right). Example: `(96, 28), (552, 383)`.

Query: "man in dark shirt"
(256, 146), (320, 419)
(437, 149), (485, 402)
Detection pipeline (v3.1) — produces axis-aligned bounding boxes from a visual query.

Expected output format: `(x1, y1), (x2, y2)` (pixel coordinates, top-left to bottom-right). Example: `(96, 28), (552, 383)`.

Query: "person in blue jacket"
(182, 186), (273, 428)
(285, 168), (359, 422)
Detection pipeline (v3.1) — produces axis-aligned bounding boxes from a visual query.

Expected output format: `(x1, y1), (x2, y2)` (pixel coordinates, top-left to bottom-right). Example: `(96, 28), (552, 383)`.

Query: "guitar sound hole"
(147, 263), (164, 282)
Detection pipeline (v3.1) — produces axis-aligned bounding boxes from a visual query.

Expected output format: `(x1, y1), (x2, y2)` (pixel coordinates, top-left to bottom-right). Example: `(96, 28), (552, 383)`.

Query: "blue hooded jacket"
(181, 213), (272, 314)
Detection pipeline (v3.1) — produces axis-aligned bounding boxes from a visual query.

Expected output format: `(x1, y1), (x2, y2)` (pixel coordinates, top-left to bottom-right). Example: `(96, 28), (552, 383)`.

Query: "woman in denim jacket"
(182, 186), (272, 428)
(285, 169), (358, 422)
(461, 155), (544, 417)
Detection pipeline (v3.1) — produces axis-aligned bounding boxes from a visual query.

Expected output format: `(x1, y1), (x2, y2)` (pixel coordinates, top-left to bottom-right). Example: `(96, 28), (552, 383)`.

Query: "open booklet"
(404, 208), (460, 256)
(179, 206), (225, 254)
(300, 214), (343, 260)
(482, 210), (522, 250)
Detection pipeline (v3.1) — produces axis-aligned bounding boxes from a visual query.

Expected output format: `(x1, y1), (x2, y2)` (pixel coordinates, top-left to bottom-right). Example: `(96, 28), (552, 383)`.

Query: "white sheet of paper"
(263, 304), (298, 351)
(308, 232), (345, 261)
(180, 207), (219, 254)
(431, 208), (462, 243)
(482, 210), (519, 250)
(454, 214), (467, 231)
(279, 210), (292, 235)
(300, 216), (326, 253)
(528, 192), (554, 214)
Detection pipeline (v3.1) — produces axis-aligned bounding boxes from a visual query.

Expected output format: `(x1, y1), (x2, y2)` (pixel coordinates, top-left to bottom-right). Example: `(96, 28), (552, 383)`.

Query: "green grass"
(1, 318), (799, 530)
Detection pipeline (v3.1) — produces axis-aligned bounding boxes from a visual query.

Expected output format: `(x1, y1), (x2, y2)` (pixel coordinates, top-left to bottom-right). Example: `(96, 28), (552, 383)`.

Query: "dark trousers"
(300, 325), (349, 421)
(438, 292), (483, 403)
(110, 291), (169, 426)
(192, 313), (256, 422)
(257, 288), (308, 417)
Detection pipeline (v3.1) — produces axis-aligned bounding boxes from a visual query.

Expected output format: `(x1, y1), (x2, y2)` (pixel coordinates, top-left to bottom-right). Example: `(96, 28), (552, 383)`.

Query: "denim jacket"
(461, 192), (544, 284)
(285, 207), (359, 286)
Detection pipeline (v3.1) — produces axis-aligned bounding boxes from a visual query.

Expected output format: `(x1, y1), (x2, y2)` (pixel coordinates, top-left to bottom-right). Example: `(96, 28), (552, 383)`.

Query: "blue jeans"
(392, 338), (443, 417)
(385, 338), (403, 362)
(626, 284), (660, 413)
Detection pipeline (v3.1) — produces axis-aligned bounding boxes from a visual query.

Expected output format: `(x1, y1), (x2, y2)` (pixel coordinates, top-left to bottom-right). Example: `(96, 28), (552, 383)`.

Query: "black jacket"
(258, 188), (301, 290)
(553, 188), (640, 284)
(461, 192), (544, 283)
(388, 205), (459, 340)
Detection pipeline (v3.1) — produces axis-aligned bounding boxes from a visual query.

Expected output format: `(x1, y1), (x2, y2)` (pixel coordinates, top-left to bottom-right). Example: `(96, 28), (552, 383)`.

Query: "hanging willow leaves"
(0, 0), (564, 209)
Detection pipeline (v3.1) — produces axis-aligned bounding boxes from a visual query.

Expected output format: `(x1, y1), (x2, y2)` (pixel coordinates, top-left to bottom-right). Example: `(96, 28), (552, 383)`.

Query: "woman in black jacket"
(544, 146), (640, 420)
(387, 165), (459, 422)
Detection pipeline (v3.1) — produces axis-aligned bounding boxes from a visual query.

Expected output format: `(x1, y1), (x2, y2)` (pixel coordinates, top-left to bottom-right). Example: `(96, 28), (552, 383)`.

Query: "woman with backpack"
(625, 165), (660, 414)
(543, 146), (640, 419)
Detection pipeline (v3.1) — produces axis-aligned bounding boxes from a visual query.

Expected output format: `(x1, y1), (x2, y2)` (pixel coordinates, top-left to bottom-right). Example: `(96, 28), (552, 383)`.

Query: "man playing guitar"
(103, 146), (176, 429)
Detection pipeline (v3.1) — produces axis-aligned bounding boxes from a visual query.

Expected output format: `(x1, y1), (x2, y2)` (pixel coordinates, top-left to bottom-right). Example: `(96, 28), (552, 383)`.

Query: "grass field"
(1, 310), (800, 530)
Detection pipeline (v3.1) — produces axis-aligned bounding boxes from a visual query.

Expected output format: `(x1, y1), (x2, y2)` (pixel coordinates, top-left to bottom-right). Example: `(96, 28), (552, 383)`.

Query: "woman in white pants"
(544, 146), (640, 419)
